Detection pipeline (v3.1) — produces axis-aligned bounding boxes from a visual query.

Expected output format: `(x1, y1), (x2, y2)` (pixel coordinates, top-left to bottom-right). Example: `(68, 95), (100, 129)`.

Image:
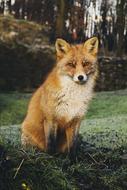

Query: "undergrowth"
(0, 136), (127, 190)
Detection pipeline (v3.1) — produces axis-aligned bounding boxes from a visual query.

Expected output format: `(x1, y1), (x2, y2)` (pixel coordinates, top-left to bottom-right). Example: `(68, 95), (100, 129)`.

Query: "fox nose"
(78, 75), (84, 81)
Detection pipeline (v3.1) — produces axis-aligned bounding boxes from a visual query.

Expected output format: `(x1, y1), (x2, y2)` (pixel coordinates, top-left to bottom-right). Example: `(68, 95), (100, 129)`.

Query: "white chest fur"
(55, 75), (94, 122)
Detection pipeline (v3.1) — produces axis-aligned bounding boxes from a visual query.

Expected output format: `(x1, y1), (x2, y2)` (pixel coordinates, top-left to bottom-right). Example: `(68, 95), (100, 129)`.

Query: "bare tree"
(55, 0), (65, 38)
(116, 0), (126, 56)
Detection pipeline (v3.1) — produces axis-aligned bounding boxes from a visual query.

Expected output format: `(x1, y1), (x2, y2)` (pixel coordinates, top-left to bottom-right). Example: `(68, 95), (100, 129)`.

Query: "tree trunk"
(55, 0), (65, 38)
(116, 0), (126, 56)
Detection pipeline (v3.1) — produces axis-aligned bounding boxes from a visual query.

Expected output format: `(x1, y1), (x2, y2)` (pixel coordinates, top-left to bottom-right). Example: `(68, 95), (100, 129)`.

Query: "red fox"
(21, 37), (99, 153)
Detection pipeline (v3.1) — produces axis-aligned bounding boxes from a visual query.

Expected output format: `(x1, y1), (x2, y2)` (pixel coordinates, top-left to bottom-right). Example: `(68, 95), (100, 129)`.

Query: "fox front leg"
(65, 119), (81, 153)
(44, 120), (57, 153)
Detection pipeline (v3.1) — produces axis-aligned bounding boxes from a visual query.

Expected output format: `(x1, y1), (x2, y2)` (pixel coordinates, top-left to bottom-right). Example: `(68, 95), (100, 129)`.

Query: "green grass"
(0, 90), (127, 190)
(86, 90), (127, 119)
(0, 89), (127, 126)
(0, 90), (127, 148)
(0, 92), (30, 126)
(81, 115), (127, 149)
(1, 136), (127, 190)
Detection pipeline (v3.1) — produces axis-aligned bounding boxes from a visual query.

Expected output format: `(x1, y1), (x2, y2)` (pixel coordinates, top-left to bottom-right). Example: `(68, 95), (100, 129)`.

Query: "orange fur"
(21, 37), (99, 153)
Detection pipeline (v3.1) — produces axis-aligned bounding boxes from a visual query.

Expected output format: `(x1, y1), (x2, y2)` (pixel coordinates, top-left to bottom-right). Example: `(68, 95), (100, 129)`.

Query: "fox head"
(55, 37), (99, 84)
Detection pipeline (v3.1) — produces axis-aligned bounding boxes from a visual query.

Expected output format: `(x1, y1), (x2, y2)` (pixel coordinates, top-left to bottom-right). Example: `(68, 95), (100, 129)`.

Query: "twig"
(87, 153), (108, 168)
(13, 159), (24, 179)
(88, 153), (99, 164)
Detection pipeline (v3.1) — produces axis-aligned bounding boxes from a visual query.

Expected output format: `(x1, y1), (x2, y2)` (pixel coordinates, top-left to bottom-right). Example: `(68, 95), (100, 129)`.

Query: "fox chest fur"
(52, 75), (95, 123)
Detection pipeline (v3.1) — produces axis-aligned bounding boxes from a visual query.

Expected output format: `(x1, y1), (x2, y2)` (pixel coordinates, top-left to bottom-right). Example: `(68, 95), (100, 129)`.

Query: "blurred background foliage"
(0, 0), (127, 91)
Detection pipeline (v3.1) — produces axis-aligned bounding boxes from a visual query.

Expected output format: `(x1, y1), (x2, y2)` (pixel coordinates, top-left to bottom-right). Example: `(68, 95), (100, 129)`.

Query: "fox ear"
(55, 39), (70, 58)
(83, 37), (99, 56)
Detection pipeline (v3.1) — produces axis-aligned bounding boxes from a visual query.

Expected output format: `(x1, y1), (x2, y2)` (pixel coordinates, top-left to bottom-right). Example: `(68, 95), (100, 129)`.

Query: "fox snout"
(73, 73), (88, 84)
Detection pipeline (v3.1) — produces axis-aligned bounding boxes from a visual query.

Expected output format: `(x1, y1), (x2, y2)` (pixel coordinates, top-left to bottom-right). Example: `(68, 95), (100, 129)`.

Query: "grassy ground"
(0, 89), (127, 125)
(0, 93), (30, 126)
(0, 90), (127, 190)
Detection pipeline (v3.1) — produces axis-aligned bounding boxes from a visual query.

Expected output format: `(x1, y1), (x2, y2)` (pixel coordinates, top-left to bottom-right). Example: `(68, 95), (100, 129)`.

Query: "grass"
(0, 89), (127, 125)
(0, 93), (30, 126)
(0, 89), (127, 190)
(86, 90), (127, 119)
(1, 137), (127, 190)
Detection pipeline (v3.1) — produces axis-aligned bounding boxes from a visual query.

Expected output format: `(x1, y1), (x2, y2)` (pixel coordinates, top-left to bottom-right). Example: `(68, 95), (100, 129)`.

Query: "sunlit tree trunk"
(3, 0), (9, 15)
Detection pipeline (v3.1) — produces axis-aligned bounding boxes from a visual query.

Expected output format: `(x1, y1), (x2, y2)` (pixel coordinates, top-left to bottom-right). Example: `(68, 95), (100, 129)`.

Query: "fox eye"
(67, 62), (76, 68)
(82, 60), (89, 67)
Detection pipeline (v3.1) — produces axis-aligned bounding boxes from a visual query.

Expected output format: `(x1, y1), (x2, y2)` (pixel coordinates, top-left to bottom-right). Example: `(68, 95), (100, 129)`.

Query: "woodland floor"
(0, 90), (127, 190)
